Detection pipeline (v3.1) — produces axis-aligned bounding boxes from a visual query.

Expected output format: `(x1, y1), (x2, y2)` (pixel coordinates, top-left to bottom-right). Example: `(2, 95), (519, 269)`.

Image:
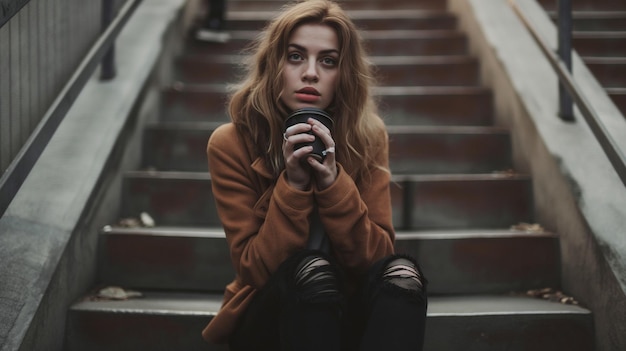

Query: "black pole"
(100, 0), (116, 80)
(557, 0), (574, 121)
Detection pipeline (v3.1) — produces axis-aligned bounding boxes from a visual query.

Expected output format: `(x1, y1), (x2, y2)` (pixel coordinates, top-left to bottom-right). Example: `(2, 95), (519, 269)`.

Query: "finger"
(308, 118), (331, 135)
(283, 125), (315, 153)
(284, 123), (313, 139)
(308, 156), (338, 190)
(312, 124), (335, 153)
(321, 146), (336, 160)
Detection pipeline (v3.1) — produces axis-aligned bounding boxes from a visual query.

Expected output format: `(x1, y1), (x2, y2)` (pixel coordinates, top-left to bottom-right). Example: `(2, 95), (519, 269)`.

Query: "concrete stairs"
(539, 0), (626, 116)
(65, 0), (594, 350)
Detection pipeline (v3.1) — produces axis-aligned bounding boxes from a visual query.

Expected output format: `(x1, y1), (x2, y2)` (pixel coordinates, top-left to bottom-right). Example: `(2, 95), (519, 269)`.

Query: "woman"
(202, 1), (427, 350)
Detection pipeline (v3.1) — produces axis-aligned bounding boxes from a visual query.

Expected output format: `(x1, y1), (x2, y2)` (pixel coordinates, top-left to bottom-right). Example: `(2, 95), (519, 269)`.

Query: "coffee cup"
(284, 108), (334, 161)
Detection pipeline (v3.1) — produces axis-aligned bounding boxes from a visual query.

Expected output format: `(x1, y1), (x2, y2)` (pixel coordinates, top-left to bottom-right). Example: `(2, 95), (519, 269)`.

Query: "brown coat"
(201, 122), (395, 343)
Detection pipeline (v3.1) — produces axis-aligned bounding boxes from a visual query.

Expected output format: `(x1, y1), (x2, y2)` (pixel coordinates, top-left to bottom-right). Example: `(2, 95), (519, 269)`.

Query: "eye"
(321, 56), (338, 67)
(287, 52), (304, 61)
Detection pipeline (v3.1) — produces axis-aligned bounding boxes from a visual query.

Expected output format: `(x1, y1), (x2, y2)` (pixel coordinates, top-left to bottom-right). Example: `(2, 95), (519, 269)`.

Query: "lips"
(296, 87), (320, 96)
(295, 87), (321, 103)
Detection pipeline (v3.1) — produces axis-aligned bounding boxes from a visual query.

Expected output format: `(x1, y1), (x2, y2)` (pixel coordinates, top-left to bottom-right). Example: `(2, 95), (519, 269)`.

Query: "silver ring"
(283, 133), (288, 141)
(322, 146), (335, 156)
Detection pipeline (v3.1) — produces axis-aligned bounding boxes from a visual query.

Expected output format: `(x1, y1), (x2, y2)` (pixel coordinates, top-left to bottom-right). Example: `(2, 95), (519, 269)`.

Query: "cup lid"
(288, 108), (333, 124)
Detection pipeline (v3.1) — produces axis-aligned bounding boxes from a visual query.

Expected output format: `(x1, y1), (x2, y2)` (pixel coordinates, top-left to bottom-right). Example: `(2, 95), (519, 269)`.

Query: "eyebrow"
(288, 43), (339, 56)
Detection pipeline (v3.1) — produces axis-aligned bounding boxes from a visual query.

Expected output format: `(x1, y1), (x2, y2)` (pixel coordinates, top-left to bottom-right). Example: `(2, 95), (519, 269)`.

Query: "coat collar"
(251, 157), (274, 180)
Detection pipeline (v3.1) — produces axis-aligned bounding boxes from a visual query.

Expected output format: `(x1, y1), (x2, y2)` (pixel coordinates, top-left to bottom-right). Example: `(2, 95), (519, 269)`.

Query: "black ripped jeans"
(229, 250), (428, 351)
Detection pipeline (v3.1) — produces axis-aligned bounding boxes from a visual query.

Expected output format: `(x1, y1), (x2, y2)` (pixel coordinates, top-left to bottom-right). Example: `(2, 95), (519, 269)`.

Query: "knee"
(293, 254), (340, 302)
(382, 257), (426, 294)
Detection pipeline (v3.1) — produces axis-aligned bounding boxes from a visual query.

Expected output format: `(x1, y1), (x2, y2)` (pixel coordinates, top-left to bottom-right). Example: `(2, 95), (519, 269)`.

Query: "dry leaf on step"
(97, 286), (143, 300)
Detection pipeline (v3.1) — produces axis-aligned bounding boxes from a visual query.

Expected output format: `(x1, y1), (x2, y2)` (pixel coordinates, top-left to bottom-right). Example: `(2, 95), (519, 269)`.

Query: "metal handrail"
(0, 0), (142, 217)
(510, 0), (626, 188)
(556, 0), (573, 121)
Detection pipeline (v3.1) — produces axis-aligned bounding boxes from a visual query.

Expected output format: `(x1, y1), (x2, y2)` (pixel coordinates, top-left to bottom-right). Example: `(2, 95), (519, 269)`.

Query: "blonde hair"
(228, 0), (387, 179)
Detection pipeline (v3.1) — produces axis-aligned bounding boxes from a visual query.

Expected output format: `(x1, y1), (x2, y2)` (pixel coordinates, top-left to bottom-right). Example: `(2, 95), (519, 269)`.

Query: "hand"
(307, 118), (337, 191)
(283, 122), (315, 190)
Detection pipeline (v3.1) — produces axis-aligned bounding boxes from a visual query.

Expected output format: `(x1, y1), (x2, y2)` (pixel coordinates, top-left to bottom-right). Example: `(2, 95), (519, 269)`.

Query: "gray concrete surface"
(447, 0), (626, 350)
(0, 0), (188, 349)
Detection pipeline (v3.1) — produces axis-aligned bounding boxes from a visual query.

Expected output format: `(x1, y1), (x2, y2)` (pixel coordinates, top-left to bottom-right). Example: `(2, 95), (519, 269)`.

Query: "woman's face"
(281, 23), (340, 112)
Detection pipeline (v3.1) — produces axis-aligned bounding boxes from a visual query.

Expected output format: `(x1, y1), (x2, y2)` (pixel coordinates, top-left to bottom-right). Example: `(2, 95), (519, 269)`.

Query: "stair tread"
(70, 291), (223, 315)
(374, 85), (490, 94)
(125, 169), (529, 181)
(606, 87), (626, 93)
(178, 54), (477, 65)
(126, 170), (210, 179)
(387, 125), (507, 133)
(574, 31), (626, 38)
(548, 10), (626, 18)
(395, 228), (556, 238)
(227, 9), (455, 20)
(363, 29), (464, 38)
(226, 29), (465, 40)
(146, 120), (507, 134)
(104, 225), (554, 239)
(229, 0), (446, 11)
(168, 84), (490, 97)
(393, 173), (530, 181)
(584, 56), (626, 64)
(371, 55), (477, 65)
(70, 291), (590, 316)
(429, 295), (590, 315)
(229, 29), (465, 39)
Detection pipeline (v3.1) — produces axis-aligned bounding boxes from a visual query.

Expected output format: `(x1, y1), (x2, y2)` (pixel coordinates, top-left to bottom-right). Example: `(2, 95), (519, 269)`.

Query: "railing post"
(100, 0), (116, 80)
(557, 0), (574, 121)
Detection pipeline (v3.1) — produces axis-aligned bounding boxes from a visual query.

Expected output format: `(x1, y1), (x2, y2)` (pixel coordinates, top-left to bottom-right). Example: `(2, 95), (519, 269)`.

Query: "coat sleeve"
(315, 128), (395, 275)
(207, 124), (314, 289)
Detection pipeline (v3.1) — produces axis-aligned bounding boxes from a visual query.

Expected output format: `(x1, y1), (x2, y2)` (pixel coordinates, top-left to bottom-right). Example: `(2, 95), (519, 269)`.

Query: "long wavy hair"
(228, 0), (387, 180)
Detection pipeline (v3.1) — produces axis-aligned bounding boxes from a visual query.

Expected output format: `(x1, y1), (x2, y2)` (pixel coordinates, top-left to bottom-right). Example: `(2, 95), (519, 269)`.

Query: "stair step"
(548, 11), (626, 31)
(373, 55), (480, 86)
(142, 123), (511, 174)
(539, 0), (626, 11)
(98, 226), (233, 292)
(186, 30), (468, 56)
(121, 171), (532, 229)
(66, 292), (593, 351)
(173, 55), (243, 84)
(363, 30), (468, 56)
(376, 86), (493, 125)
(395, 229), (560, 294)
(160, 85), (493, 125)
(160, 84), (229, 122)
(142, 122), (220, 172)
(390, 174), (533, 230)
(98, 226), (559, 294)
(66, 291), (224, 351)
(426, 295), (593, 351)
(607, 87), (626, 116)
(173, 55), (480, 86)
(388, 125), (511, 174)
(573, 32), (626, 57)
(223, 9), (457, 31)
(228, 0), (447, 11)
(584, 57), (626, 88)
(121, 171), (218, 227)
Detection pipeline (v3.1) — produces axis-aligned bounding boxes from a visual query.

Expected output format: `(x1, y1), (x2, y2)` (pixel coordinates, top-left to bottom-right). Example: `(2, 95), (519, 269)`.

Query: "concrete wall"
(447, 1), (626, 350)
(0, 0), (191, 349)
(0, 0), (131, 174)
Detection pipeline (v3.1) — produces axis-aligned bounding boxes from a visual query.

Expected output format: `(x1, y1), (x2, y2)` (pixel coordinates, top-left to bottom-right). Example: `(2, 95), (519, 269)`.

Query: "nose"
(302, 60), (319, 83)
